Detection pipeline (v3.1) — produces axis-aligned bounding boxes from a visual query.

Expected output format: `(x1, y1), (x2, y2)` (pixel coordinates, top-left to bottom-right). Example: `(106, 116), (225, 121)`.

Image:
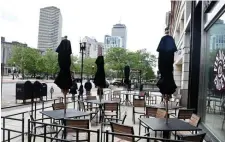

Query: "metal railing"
(1, 116), (25, 142)
(28, 120), (189, 142)
(28, 120), (100, 142)
(1, 96), (77, 142)
(2, 94), (193, 142)
(103, 130), (186, 142)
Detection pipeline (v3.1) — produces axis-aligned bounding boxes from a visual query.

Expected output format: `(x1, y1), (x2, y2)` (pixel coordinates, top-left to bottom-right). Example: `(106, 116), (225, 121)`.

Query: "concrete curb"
(2, 80), (54, 84)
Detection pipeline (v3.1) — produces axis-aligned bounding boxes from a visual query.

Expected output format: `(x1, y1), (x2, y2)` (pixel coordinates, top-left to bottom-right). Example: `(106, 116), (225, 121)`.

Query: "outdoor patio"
(1, 87), (206, 142)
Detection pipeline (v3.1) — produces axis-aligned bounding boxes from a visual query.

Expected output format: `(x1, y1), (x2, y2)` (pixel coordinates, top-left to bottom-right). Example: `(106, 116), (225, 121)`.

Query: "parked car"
(111, 79), (122, 86)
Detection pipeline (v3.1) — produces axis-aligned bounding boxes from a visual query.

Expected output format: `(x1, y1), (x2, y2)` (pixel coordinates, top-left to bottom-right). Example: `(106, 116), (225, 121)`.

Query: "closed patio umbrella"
(156, 30), (177, 123)
(124, 65), (130, 86)
(54, 36), (72, 114)
(94, 56), (106, 101)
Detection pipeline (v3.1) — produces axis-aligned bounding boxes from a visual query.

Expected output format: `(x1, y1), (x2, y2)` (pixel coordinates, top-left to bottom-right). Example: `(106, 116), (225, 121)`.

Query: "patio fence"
(27, 120), (186, 142)
(0, 90), (178, 142)
(1, 96), (77, 142)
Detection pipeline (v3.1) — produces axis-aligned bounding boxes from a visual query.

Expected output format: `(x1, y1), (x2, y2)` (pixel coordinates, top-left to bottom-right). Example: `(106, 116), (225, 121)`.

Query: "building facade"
(169, 0), (192, 106)
(82, 36), (99, 58)
(97, 42), (104, 56)
(111, 23), (127, 48)
(104, 35), (123, 48)
(169, 1), (225, 141)
(1, 37), (28, 75)
(37, 6), (62, 52)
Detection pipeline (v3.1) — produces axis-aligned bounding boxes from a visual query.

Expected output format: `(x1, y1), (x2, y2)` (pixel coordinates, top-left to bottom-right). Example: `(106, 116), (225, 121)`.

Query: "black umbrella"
(124, 65), (130, 86)
(94, 56), (106, 101)
(156, 33), (177, 123)
(54, 36), (72, 114)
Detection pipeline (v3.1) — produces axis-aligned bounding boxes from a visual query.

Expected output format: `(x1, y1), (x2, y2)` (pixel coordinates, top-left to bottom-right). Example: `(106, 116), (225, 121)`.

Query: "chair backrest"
(178, 109), (194, 120)
(133, 96), (145, 107)
(78, 101), (85, 111)
(156, 109), (167, 118)
(86, 96), (97, 100)
(52, 102), (65, 110)
(145, 106), (157, 117)
(189, 114), (201, 127)
(181, 133), (206, 142)
(64, 119), (89, 133)
(104, 103), (118, 111)
(110, 122), (134, 141)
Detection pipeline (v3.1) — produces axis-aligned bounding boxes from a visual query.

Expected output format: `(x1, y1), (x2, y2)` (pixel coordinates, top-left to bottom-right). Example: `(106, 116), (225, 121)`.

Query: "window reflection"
(206, 13), (225, 140)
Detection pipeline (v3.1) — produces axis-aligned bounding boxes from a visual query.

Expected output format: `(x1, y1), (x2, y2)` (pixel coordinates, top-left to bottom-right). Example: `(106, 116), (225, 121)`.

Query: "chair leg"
(33, 129), (36, 142)
(222, 114), (225, 130)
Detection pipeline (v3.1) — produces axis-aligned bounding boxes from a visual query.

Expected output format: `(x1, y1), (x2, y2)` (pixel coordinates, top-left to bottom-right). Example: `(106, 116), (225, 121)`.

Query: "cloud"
(0, 0), (170, 59)
(0, 10), (18, 22)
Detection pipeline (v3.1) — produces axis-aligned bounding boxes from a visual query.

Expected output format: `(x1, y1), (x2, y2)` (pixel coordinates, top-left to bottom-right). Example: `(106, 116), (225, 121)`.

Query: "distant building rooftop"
(113, 23), (126, 28)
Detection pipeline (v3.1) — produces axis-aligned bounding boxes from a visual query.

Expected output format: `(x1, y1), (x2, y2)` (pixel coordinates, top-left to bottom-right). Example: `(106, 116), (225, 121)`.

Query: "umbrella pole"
(63, 90), (67, 115)
(99, 87), (102, 102)
(166, 94), (168, 124)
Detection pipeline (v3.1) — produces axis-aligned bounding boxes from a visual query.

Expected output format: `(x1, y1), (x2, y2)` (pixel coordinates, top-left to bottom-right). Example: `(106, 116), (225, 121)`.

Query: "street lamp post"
(12, 62), (15, 80)
(79, 40), (86, 100)
(92, 65), (94, 79)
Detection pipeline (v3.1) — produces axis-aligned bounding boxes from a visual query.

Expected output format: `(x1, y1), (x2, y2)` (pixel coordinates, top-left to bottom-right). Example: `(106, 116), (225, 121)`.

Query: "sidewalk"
(2, 76), (54, 83)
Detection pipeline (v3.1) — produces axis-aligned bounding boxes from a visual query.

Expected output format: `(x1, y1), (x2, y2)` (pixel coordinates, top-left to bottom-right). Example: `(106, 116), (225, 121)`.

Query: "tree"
(105, 47), (127, 77)
(83, 58), (96, 78)
(8, 45), (41, 78)
(71, 55), (80, 73)
(104, 47), (156, 80)
(43, 49), (59, 77)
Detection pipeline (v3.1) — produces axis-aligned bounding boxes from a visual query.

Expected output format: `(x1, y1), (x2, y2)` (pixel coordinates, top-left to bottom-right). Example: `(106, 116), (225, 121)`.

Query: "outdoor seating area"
(1, 87), (207, 142)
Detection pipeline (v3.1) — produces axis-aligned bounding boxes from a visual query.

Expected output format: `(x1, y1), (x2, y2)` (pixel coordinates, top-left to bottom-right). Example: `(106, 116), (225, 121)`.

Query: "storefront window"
(205, 12), (225, 140)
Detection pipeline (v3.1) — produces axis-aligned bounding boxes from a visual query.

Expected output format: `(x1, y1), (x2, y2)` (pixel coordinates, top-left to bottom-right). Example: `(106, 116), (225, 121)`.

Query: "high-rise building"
(37, 6), (62, 52)
(82, 36), (98, 58)
(104, 35), (123, 48)
(111, 23), (127, 48)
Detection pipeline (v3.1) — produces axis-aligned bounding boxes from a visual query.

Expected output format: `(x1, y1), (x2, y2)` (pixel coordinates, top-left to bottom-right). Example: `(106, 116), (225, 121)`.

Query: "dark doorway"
(188, 1), (202, 113)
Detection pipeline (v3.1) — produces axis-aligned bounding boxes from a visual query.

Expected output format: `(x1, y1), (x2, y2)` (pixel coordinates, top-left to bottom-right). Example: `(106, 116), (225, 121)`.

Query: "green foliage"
(76, 57), (96, 77)
(43, 49), (59, 75)
(105, 47), (156, 79)
(8, 46), (78, 78)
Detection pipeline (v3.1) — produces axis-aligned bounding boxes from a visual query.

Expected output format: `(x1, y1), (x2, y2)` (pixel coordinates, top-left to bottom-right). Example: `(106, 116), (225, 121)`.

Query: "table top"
(85, 99), (119, 104)
(149, 103), (182, 110)
(139, 118), (201, 131)
(40, 109), (89, 120)
(150, 92), (162, 97)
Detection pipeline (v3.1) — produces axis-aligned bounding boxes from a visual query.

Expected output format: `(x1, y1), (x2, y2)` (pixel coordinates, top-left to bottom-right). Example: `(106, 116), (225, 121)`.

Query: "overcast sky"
(0, 0), (170, 57)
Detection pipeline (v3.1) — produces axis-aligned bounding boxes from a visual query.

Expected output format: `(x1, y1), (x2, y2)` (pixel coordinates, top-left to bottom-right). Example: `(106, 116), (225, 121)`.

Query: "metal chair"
(132, 95), (146, 124)
(156, 109), (167, 118)
(175, 114), (201, 139)
(63, 119), (90, 141)
(86, 96), (97, 110)
(78, 101), (98, 122)
(29, 112), (56, 142)
(181, 132), (206, 142)
(103, 102), (119, 120)
(52, 102), (65, 110)
(110, 122), (135, 142)
(177, 109), (194, 120)
(140, 106), (157, 118)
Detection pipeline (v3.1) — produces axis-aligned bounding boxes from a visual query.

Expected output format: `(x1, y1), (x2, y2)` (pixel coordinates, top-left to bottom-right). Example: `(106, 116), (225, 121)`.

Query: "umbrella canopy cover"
(94, 56), (106, 88)
(124, 65), (130, 85)
(156, 35), (177, 95)
(54, 39), (72, 90)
